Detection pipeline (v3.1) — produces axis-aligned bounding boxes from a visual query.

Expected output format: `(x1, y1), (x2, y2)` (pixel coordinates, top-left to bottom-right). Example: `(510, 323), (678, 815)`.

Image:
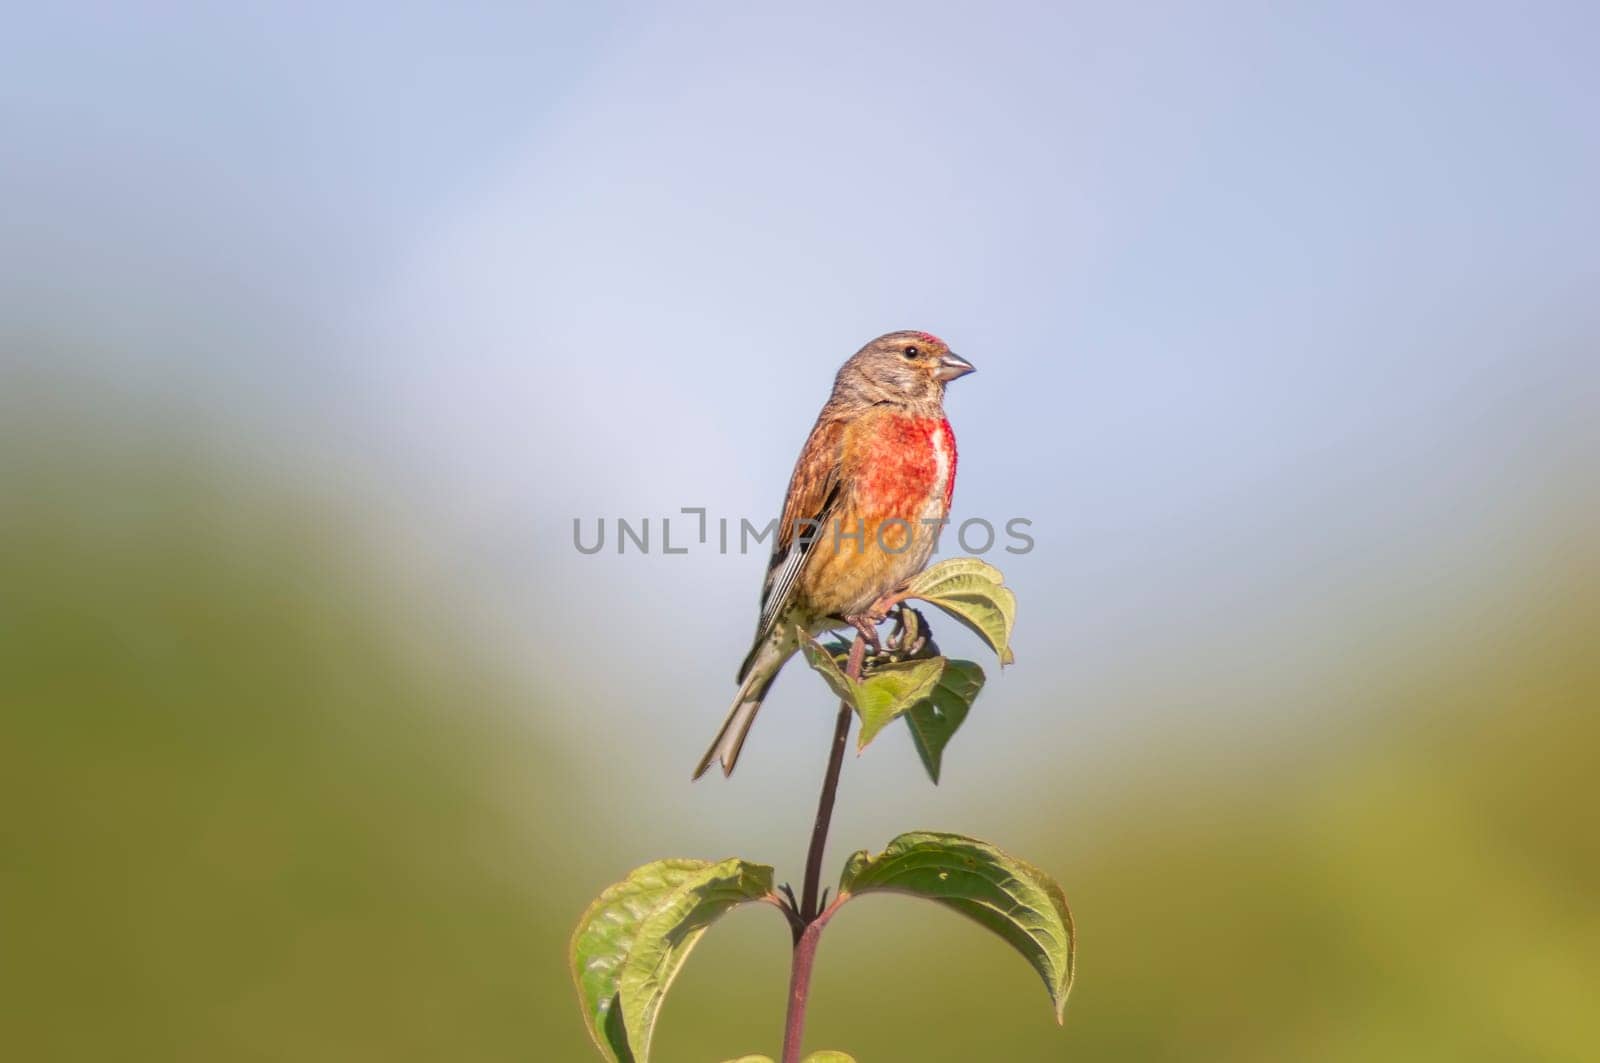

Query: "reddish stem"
(781, 893), (848, 1063)
(783, 633), (865, 1063)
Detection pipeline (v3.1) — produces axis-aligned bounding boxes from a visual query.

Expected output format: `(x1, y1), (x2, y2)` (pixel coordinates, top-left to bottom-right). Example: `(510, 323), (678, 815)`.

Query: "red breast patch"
(858, 415), (957, 519)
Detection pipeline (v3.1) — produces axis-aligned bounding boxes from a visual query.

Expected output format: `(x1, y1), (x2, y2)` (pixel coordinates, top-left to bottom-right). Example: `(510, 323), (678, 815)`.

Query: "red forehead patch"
(912, 331), (945, 347)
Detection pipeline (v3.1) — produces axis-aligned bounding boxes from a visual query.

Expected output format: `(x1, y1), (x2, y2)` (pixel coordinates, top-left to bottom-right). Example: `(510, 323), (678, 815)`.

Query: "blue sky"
(5, 3), (1597, 842)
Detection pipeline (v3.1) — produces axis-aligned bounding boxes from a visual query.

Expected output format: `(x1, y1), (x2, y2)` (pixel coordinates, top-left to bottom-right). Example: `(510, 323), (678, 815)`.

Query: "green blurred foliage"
(0, 406), (575, 1059)
(785, 566), (1599, 1061)
(2, 395), (1595, 1061)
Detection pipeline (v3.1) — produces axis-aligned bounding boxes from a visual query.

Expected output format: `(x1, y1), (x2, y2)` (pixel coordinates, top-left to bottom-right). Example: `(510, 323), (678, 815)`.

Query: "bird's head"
(834, 330), (975, 411)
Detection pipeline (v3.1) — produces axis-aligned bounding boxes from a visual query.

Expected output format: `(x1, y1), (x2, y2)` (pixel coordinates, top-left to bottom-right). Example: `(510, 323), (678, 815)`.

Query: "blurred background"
(3, 3), (1597, 1060)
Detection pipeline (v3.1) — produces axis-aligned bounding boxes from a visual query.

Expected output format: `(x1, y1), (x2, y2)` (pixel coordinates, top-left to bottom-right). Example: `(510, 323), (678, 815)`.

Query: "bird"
(693, 330), (976, 779)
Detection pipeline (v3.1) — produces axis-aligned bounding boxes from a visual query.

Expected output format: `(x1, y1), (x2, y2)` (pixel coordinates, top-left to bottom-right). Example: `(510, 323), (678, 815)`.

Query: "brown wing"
(739, 414), (846, 678)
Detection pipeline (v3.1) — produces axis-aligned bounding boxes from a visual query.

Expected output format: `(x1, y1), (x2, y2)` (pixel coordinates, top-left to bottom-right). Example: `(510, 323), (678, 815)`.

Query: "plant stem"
(784, 632), (865, 1063)
(799, 633), (864, 923)
(781, 893), (846, 1063)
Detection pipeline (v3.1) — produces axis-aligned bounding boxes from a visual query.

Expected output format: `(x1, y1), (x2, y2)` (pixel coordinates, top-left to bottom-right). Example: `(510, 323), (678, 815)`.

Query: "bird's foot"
(888, 603), (934, 658)
(843, 614), (883, 655)
(866, 587), (912, 623)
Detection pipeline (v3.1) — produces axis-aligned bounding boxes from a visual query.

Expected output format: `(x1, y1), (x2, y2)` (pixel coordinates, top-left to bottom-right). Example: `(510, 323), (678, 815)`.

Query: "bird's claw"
(845, 615), (883, 655)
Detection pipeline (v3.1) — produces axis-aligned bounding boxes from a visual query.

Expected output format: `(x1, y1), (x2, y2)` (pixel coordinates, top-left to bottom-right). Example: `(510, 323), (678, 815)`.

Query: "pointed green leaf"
(904, 659), (986, 783)
(853, 657), (946, 750)
(907, 556), (1007, 588)
(838, 832), (1074, 1023)
(799, 632), (949, 753)
(570, 859), (710, 1063)
(618, 858), (776, 1061)
(903, 558), (1016, 664)
(797, 628), (857, 705)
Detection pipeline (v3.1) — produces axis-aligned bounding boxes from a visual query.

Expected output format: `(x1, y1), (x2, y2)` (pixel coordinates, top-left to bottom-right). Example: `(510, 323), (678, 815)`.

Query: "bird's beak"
(937, 351), (976, 382)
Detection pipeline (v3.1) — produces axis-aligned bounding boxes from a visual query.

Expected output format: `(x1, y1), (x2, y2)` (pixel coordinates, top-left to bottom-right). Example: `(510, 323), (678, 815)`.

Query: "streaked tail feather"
(693, 635), (793, 779)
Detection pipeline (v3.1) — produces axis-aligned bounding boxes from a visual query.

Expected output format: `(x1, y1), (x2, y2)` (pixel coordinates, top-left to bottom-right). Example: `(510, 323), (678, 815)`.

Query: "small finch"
(694, 330), (976, 779)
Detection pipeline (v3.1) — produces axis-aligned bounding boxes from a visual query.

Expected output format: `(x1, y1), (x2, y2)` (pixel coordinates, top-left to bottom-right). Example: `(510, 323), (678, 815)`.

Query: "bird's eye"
(903, 345), (920, 359)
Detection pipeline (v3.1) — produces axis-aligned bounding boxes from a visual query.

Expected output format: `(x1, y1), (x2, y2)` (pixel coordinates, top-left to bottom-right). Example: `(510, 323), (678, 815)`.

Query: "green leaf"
(797, 628), (857, 704)
(854, 657), (946, 750)
(618, 858), (776, 1061)
(798, 631), (947, 753)
(570, 859), (710, 1063)
(904, 659), (986, 783)
(902, 558), (1016, 665)
(839, 832), (1074, 1023)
